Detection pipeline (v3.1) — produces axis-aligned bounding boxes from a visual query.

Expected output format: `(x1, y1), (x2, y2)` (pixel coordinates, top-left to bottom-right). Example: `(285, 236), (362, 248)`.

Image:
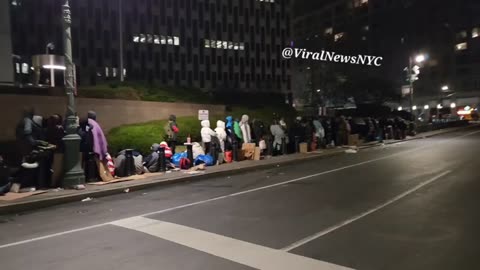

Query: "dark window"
(97, 48), (103, 67)
(194, 55), (199, 80)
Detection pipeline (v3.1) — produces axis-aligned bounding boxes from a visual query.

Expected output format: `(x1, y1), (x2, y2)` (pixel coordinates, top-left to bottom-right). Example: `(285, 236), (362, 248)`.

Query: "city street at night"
(1, 127), (479, 270)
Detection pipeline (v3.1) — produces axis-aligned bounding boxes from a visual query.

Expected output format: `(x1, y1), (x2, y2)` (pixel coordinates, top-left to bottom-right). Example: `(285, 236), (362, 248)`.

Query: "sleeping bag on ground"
(194, 154), (214, 166)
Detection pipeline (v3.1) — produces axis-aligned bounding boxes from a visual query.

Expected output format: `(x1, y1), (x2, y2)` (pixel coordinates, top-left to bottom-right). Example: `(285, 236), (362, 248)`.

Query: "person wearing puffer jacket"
(240, 114), (252, 144)
(215, 120), (227, 152)
(200, 120), (217, 152)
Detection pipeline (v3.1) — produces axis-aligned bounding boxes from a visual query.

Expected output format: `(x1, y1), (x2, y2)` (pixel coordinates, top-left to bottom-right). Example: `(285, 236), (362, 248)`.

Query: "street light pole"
(409, 56), (414, 114)
(118, 0), (124, 82)
(62, 0), (85, 189)
(46, 43), (55, 87)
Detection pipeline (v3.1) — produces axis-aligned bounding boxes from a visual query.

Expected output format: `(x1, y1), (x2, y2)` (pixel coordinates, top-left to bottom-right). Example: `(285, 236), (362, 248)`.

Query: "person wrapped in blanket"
(142, 142), (175, 173)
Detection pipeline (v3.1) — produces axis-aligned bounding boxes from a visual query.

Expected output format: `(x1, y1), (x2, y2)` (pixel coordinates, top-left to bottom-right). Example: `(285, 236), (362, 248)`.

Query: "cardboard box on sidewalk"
(253, 147), (261, 160)
(348, 134), (359, 146)
(299, 143), (308, 153)
(242, 143), (256, 160)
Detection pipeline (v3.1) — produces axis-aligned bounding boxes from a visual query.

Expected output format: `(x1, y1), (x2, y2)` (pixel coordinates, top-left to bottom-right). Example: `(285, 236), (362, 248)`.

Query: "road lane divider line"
(1, 129), (477, 250)
(281, 170), (452, 252)
(111, 216), (355, 270)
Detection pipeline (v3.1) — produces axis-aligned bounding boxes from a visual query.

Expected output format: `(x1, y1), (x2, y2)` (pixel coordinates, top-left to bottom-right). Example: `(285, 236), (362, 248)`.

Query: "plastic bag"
(194, 154), (214, 166)
(171, 152), (188, 166)
(259, 140), (267, 150)
(224, 151), (233, 163)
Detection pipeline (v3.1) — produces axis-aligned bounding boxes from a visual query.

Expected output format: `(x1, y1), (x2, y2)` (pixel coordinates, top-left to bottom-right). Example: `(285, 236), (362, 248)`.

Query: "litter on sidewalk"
(81, 197), (93, 202)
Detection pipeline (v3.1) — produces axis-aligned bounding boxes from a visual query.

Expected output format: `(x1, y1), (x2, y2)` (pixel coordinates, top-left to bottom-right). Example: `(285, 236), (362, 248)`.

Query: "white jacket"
(215, 120), (227, 152)
(240, 114), (252, 143)
(270, 124), (286, 146)
(192, 142), (205, 159)
(201, 120), (217, 143)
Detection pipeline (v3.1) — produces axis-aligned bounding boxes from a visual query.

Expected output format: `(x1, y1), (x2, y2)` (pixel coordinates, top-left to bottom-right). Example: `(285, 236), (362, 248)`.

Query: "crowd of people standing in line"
(1, 108), (415, 194)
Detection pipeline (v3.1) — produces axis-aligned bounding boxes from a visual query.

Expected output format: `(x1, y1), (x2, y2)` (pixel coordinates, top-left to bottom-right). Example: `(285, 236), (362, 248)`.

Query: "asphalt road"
(1, 127), (479, 270)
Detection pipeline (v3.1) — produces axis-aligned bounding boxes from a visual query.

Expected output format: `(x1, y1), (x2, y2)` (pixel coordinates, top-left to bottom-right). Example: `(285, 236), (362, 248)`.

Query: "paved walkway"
(0, 124), (474, 214)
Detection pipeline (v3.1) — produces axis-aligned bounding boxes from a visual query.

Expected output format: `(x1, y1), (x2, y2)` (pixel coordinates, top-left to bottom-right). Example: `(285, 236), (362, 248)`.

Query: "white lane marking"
(0, 130), (478, 250)
(282, 170), (452, 252)
(111, 216), (355, 270)
(0, 223), (108, 249)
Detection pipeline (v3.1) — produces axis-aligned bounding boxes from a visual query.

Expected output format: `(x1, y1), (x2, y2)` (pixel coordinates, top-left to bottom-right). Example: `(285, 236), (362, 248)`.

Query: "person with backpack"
(164, 115), (179, 154)
(143, 144), (160, 173)
(200, 120), (217, 153)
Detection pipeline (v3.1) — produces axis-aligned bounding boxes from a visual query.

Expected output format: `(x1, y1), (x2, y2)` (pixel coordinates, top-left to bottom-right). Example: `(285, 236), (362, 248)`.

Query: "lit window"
(239, 43), (245, 50)
(154, 35), (160, 44)
(234, 42), (239, 50)
(334, 32), (345, 42)
(112, 68), (117, 77)
(147, 34), (153, 43)
(325, 27), (333, 35)
(353, 0), (368, 7)
(161, 35), (166, 44)
(133, 35), (139, 43)
(363, 25), (369, 31)
(139, 34), (146, 43)
(455, 42), (467, 51)
(15, 63), (20, 74)
(167, 36), (173, 45)
(222, 41), (228, 49)
(472, 27), (479, 38)
(123, 68), (127, 77)
(205, 39), (210, 48)
(211, 40), (216, 48)
(22, 63), (29, 74)
(105, 67), (109, 77)
(217, 40), (223, 48)
(228, 41), (234, 49)
(174, 36), (180, 46)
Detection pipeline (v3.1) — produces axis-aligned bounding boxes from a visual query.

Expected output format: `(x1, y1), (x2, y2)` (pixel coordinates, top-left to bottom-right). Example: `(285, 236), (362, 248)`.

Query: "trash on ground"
(185, 171), (204, 175)
(81, 197), (93, 202)
(74, 184), (86, 190)
(124, 188), (130, 193)
(189, 164), (206, 172)
(345, 149), (358, 154)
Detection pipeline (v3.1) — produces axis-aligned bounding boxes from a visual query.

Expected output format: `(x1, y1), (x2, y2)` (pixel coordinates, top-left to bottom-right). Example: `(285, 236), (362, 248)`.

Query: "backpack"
(179, 158), (191, 170)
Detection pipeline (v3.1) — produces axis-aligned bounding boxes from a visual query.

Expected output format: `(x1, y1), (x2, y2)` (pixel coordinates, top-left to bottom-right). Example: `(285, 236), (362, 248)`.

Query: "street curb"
(0, 124), (476, 215)
(0, 151), (344, 215)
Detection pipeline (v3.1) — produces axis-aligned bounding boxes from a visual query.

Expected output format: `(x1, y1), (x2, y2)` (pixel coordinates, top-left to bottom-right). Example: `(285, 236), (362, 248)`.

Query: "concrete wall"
(0, 94), (225, 141)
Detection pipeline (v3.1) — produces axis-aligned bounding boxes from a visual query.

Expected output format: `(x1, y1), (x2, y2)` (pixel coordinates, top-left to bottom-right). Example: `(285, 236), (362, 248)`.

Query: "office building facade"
(292, 0), (480, 107)
(8, 0), (292, 93)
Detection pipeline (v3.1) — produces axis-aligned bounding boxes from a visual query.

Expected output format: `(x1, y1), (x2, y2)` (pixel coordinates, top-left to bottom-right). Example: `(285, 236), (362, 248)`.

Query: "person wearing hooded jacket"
(240, 114), (252, 144)
(233, 118), (243, 143)
(164, 115), (179, 154)
(143, 143), (160, 173)
(200, 120), (217, 152)
(215, 120), (227, 153)
(225, 116), (235, 150)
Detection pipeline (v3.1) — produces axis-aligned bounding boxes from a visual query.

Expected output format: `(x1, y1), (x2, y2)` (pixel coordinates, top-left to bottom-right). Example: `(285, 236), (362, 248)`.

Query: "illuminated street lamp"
(398, 106), (403, 111)
(408, 53), (427, 118)
(424, 105), (429, 110)
(441, 85), (449, 91)
(450, 103), (456, 109)
(62, 0), (85, 189)
(412, 105), (417, 110)
(437, 104), (443, 109)
(415, 54), (426, 63)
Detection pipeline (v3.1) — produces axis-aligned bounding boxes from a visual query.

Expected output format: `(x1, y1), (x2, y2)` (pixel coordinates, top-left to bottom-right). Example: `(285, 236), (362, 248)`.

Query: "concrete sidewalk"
(0, 124), (475, 215)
